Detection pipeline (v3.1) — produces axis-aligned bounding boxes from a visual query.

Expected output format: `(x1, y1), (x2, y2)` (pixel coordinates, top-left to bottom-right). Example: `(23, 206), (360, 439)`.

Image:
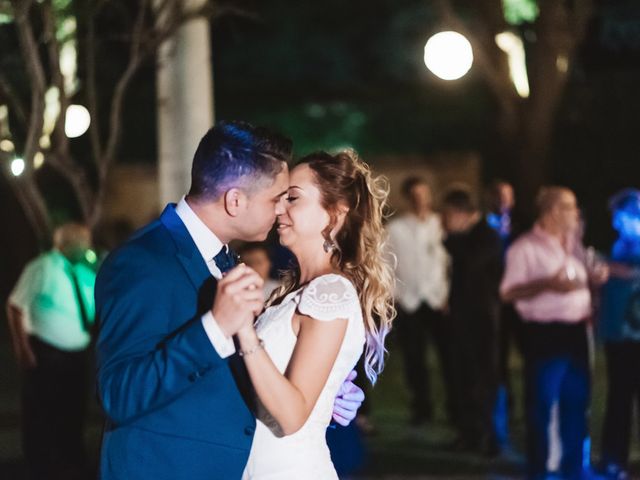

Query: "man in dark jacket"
(442, 187), (503, 455)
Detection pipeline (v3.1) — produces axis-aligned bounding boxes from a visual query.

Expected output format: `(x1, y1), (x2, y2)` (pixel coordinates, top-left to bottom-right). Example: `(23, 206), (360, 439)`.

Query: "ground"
(1, 335), (639, 479)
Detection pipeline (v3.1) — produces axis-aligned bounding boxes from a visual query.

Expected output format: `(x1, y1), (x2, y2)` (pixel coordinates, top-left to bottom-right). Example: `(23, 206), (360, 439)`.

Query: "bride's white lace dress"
(242, 274), (365, 479)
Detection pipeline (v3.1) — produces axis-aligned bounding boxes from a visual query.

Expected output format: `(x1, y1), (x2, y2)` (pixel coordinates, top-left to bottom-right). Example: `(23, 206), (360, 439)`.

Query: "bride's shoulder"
(297, 274), (360, 321)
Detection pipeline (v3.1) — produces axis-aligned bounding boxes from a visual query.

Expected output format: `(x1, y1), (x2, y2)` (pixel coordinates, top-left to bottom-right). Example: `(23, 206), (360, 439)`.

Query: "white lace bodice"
(242, 274), (365, 479)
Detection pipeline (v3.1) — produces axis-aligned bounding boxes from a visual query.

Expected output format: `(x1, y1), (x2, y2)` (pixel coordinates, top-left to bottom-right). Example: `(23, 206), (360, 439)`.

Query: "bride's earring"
(322, 217), (340, 254)
(323, 238), (336, 253)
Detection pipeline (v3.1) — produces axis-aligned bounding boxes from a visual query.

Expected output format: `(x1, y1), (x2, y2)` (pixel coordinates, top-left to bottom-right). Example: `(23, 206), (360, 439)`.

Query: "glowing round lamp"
(65, 104), (91, 138)
(11, 158), (25, 176)
(424, 31), (473, 80)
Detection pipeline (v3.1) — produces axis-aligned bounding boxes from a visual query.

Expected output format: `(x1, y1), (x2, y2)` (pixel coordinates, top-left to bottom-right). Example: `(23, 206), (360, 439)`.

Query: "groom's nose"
(275, 196), (286, 215)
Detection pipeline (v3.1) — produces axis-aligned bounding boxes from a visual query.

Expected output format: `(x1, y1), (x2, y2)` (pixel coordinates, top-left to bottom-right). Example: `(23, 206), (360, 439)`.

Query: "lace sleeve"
(297, 274), (359, 322)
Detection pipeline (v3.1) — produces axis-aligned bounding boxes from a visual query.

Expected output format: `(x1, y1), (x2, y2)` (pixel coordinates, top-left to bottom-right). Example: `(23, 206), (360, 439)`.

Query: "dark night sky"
(30, 0), (640, 244)
(208, 0), (640, 249)
(211, 0), (494, 157)
(2, 0), (640, 263)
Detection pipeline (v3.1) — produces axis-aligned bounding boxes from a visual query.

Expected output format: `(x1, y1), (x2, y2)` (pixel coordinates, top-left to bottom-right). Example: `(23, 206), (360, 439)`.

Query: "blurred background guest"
(386, 176), (452, 426)
(486, 180), (516, 246)
(237, 242), (281, 300)
(441, 187), (503, 455)
(501, 187), (607, 480)
(597, 189), (640, 480)
(6, 223), (96, 480)
(485, 180), (523, 452)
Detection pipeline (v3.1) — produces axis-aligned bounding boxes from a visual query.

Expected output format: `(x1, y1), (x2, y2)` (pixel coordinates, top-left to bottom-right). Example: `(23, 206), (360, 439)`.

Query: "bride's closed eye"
(286, 195), (299, 203)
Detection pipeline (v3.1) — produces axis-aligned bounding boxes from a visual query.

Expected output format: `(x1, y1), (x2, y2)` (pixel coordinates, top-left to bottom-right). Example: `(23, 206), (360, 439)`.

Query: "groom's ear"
(223, 188), (248, 217)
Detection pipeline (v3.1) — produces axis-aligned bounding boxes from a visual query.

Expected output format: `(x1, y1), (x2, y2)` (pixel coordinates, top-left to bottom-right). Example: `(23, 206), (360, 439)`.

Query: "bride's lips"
(276, 223), (291, 232)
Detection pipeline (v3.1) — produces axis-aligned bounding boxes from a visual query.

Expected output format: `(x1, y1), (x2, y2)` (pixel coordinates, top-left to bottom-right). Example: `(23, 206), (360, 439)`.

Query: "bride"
(235, 149), (395, 479)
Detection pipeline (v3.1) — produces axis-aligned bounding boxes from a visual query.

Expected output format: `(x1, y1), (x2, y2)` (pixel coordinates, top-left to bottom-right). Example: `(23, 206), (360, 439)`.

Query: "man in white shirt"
(387, 176), (452, 426)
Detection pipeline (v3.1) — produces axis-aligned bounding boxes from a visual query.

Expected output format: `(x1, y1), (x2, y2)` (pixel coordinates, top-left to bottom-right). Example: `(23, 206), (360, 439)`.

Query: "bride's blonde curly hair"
(268, 149), (396, 385)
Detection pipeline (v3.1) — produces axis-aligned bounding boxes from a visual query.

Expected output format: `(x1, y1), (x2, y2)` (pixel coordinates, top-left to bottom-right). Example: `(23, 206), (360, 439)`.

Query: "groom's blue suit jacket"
(95, 205), (256, 479)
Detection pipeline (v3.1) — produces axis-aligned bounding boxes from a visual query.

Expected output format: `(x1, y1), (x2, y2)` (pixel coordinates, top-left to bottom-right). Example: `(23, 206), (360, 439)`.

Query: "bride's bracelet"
(238, 339), (265, 357)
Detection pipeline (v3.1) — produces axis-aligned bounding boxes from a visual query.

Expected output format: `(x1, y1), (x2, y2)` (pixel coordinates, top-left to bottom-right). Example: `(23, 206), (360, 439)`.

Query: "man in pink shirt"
(501, 186), (605, 480)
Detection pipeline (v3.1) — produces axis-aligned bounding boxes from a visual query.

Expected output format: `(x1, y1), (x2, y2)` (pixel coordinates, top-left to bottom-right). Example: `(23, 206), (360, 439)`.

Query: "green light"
(85, 249), (97, 264)
(502, 0), (539, 26)
(53, 0), (73, 11)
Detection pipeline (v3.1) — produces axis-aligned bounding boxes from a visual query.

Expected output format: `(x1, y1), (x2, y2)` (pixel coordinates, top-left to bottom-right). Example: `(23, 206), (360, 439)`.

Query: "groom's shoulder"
(128, 217), (172, 248)
(101, 218), (174, 272)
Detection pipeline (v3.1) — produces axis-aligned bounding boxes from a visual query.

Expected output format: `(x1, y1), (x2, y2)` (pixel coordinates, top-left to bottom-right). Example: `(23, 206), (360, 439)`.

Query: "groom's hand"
(213, 264), (264, 337)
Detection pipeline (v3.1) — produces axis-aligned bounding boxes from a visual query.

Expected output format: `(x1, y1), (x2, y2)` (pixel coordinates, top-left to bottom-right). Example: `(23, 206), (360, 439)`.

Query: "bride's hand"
(212, 264), (264, 337)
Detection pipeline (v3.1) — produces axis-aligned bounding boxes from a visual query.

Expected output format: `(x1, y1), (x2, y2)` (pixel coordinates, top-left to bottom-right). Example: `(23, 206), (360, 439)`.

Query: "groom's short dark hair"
(188, 121), (292, 201)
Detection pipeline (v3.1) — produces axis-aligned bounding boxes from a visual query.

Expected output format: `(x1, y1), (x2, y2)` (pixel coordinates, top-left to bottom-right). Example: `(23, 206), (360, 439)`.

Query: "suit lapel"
(160, 204), (213, 293)
(159, 204), (256, 408)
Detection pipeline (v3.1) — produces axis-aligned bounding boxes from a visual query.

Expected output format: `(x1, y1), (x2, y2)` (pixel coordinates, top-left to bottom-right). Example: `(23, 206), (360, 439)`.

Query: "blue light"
(486, 212), (502, 230)
(613, 210), (640, 241)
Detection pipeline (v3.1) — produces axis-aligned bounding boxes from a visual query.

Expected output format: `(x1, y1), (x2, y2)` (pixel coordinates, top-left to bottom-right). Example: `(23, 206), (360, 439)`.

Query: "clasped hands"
(212, 264), (265, 338)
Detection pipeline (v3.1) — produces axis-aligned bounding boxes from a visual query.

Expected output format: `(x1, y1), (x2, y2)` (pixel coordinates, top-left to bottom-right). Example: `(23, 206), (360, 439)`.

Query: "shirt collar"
(50, 250), (74, 269)
(175, 197), (224, 261)
(406, 212), (436, 225)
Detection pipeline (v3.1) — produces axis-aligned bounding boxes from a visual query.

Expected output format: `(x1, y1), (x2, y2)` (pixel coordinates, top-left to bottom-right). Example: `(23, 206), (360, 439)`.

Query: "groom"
(95, 121), (364, 479)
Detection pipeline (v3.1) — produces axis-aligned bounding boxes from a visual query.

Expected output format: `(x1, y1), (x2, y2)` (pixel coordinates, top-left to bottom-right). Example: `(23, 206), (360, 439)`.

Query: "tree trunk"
(508, 0), (579, 224)
(156, 0), (214, 207)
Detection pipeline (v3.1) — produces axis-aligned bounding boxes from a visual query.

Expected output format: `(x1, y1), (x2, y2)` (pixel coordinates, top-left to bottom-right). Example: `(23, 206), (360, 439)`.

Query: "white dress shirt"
(175, 198), (236, 358)
(387, 212), (450, 313)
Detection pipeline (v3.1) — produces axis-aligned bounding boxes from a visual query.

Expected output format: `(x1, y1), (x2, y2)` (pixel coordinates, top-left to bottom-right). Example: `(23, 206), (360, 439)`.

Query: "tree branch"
(0, 73), (27, 126)
(1, 150), (51, 246)
(46, 152), (95, 220)
(11, 0), (47, 174)
(101, 0), (148, 171)
(84, 3), (103, 163)
(100, 0), (226, 168)
(152, 0), (181, 29)
(148, 1), (252, 57)
(148, 1), (208, 54)
(41, 0), (71, 160)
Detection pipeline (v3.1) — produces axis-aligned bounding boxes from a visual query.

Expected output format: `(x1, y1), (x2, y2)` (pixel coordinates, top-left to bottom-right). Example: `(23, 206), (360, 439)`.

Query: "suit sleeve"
(95, 247), (226, 425)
